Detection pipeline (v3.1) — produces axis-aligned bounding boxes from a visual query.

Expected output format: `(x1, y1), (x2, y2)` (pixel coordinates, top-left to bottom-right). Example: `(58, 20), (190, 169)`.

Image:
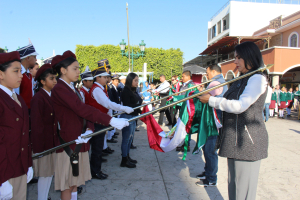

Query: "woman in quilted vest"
(199, 42), (268, 200)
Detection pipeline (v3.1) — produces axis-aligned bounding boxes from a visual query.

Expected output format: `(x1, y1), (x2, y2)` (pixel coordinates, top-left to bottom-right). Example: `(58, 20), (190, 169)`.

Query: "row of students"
(0, 50), (132, 200)
(269, 86), (295, 118)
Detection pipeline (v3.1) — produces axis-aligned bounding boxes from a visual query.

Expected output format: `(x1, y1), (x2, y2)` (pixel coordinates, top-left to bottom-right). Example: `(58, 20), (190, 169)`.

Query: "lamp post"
(120, 39), (146, 72)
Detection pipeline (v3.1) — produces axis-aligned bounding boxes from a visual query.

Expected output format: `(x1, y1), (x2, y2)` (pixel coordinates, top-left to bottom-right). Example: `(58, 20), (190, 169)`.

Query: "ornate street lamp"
(120, 39), (126, 53)
(120, 39), (146, 72)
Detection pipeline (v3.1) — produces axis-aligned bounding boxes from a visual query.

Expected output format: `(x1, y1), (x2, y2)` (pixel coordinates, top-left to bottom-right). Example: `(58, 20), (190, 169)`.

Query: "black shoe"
(127, 154), (137, 164)
(130, 144), (137, 149)
(28, 177), (38, 184)
(120, 157), (136, 168)
(101, 157), (107, 163)
(107, 138), (118, 143)
(107, 146), (115, 153)
(112, 135), (118, 139)
(196, 179), (217, 187)
(196, 172), (206, 180)
(103, 148), (113, 154)
(92, 171), (108, 180)
(135, 129), (140, 131)
(114, 132), (119, 135)
(102, 151), (109, 157)
(47, 196), (51, 200)
(77, 186), (83, 196)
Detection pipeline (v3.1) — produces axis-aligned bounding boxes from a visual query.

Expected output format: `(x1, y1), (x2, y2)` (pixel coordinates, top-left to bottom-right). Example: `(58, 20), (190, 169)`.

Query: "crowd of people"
(264, 84), (299, 121)
(0, 44), (154, 200)
(0, 41), (292, 200)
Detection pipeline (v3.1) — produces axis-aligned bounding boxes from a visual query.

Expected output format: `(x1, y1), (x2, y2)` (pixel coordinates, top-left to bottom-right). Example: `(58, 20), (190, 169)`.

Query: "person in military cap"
(105, 74), (121, 145)
(79, 66), (93, 104)
(88, 60), (134, 180)
(15, 43), (39, 109)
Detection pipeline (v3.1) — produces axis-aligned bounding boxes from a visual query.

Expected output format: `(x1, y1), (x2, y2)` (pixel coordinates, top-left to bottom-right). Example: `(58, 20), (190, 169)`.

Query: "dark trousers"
(171, 106), (181, 127)
(158, 94), (172, 125)
(90, 124), (106, 175)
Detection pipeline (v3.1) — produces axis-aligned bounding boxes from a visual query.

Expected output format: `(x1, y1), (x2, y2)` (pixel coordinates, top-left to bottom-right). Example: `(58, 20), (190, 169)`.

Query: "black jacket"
(121, 86), (142, 116)
(109, 84), (120, 104)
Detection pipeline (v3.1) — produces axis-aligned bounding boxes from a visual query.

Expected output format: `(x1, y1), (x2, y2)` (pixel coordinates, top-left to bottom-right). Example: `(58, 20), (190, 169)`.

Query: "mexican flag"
(140, 89), (221, 155)
(140, 106), (186, 153)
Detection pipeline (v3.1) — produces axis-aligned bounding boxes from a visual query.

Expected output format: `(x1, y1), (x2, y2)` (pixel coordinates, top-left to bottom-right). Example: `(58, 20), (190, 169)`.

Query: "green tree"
(75, 44), (183, 81)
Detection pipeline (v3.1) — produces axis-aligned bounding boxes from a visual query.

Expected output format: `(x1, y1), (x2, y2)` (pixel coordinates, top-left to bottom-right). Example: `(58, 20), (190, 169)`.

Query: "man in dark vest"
(196, 64), (228, 187)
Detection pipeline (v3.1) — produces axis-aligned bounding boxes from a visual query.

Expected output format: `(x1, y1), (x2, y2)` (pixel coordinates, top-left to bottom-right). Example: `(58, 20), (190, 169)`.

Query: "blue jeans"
(263, 103), (270, 122)
(120, 114), (136, 157)
(203, 135), (218, 183)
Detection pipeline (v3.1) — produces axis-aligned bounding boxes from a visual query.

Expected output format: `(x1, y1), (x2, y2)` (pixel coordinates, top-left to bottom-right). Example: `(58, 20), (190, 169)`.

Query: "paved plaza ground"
(28, 110), (300, 200)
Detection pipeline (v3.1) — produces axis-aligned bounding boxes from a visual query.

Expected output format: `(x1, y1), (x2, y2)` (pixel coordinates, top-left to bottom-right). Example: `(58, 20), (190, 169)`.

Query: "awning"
(183, 64), (206, 75)
(200, 36), (267, 55)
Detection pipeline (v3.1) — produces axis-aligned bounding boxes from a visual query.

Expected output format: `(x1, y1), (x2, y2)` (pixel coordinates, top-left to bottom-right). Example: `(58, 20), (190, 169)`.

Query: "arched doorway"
(280, 65), (300, 90)
(225, 70), (235, 81)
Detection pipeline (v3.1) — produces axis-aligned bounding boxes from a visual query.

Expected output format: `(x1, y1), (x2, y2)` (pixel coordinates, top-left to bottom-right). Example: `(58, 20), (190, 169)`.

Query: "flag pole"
(111, 78), (214, 117)
(32, 64), (273, 159)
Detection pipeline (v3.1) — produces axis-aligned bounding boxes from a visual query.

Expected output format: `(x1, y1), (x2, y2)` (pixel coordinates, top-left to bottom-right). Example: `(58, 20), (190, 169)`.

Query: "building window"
(223, 19), (227, 31)
(217, 21), (221, 34)
(212, 25), (216, 38)
(288, 32), (299, 47)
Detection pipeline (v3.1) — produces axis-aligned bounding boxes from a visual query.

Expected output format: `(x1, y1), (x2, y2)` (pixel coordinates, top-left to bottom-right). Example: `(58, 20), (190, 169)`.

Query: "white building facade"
(207, 0), (300, 46)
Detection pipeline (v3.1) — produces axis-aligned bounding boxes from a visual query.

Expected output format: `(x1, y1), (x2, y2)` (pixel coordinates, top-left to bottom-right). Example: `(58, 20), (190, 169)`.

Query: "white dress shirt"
(265, 86), (272, 104)
(0, 84), (16, 100)
(92, 82), (124, 113)
(209, 74), (267, 114)
(79, 86), (89, 103)
(59, 78), (75, 91)
(42, 88), (51, 97)
(14, 64), (31, 95)
(153, 80), (170, 94)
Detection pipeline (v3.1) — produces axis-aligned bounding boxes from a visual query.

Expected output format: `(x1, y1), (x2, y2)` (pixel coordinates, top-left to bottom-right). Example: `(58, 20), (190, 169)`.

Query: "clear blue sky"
(0, 0), (228, 63)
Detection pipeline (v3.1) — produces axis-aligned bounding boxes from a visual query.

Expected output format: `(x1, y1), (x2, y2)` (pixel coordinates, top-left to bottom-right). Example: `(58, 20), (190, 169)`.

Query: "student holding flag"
(88, 59), (134, 179)
(195, 64), (228, 187)
(50, 51), (129, 200)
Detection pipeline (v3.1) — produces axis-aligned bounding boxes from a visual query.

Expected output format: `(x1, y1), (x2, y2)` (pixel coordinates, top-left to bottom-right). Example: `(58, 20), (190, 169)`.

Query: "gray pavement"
(27, 110), (300, 200)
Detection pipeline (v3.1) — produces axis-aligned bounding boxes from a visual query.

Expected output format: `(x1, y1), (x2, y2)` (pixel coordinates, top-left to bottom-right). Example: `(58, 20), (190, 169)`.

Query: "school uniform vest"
(219, 73), (268, 161)
(20, 73), (33, 108)
(80, 88), (90, 105)
(88, 84), (109, 114)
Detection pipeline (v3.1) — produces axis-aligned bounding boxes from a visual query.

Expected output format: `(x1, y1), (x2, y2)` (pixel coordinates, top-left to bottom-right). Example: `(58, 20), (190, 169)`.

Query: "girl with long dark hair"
(120, 73), (142, 168)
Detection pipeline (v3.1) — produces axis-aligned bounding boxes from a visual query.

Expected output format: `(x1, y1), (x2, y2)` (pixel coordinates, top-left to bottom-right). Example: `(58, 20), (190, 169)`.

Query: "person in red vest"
(88, 60), (134, 180)
(15, 44), (39, 109)
(0, 51), (33, 200)
(79, 66), (93, 104)
(30, 64), (58, 200)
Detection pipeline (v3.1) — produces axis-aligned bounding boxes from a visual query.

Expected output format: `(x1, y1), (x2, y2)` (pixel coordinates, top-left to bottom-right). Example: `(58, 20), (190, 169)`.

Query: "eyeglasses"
(171, 79), (175, 81)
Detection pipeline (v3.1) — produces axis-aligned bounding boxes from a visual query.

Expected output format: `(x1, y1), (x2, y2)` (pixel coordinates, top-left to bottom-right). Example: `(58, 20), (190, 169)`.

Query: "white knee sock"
(280, 110), (283, 117)
(71, 192), (77, 200)
(103, 134), (108, 150)
(38, 176), (53, 200)
(270, 110), (274, 116)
